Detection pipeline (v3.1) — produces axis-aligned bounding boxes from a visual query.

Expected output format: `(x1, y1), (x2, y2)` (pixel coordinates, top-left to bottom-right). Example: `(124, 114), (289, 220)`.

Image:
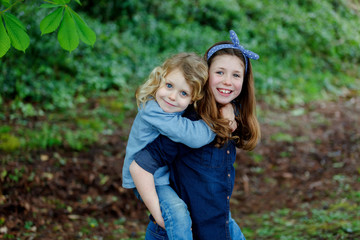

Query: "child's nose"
(223, 75), (231, 85)
(168, 92), (176, 100)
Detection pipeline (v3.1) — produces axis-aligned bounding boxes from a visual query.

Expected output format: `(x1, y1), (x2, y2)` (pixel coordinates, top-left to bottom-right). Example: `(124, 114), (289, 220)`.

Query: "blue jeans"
(134, 185), (192, 240)
(145, 211), (246, 240)
(145, 219), (168, 240)
(229, 213), (246, 240)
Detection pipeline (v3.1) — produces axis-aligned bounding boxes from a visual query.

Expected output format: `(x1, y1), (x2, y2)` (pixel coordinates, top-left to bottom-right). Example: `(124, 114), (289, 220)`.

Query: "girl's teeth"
(220, 89), (231, 94)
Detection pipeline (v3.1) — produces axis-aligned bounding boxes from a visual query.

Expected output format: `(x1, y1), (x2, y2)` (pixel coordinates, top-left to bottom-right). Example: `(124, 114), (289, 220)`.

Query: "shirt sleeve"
(141, 102), (215, 148)
(134, 135), (182, 174)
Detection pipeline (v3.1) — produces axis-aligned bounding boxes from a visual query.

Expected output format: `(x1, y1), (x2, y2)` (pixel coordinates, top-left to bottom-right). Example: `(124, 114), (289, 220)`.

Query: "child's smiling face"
(156, 68), (193, 113)
(208, 55), (245, 105)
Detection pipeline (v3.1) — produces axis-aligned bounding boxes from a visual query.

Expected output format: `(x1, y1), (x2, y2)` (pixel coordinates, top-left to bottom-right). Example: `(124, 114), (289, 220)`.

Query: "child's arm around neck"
(141, 100), (215, 148)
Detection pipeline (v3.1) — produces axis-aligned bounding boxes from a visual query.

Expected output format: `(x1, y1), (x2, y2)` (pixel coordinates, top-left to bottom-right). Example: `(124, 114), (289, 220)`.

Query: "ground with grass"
(1, 95), (359, 239)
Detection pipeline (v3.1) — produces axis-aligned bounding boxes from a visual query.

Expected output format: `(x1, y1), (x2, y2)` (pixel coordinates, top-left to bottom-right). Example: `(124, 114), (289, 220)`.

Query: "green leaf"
(53, 0), (70, 4)
(70, 9), (96, 46)
(74, 0), (81, 5)
(0, 0), (10, 7)
(0, 15), (11, 57)
(40, 7), (63, 35)
(3, 13), (29, 52)
(40, 4), (63, 9)
(57, 8), (79, 52)
(3, 12), (26, 31)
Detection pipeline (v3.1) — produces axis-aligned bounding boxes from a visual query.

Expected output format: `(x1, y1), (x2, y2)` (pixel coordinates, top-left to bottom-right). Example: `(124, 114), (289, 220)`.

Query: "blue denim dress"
(122, 100), (215, 189)
(135, 105), (246, 239)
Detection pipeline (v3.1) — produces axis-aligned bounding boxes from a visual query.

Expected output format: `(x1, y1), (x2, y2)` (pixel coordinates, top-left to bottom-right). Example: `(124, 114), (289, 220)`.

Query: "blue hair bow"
(207, 30), (259, 75)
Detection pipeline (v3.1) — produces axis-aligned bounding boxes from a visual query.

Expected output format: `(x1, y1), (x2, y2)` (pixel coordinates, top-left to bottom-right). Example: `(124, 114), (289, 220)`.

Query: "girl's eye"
(166, 83), (173, 88)
(181, 91), (188, 97)
(233, 73), (241, 78)
(216, 71), (224, 75)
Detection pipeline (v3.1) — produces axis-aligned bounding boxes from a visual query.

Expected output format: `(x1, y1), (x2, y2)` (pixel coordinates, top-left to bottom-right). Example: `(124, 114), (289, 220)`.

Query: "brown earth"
(1, 95), (359, 239)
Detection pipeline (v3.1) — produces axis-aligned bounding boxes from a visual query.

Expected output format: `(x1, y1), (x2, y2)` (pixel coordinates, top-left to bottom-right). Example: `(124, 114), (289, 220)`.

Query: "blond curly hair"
(136, 52), (208, 108)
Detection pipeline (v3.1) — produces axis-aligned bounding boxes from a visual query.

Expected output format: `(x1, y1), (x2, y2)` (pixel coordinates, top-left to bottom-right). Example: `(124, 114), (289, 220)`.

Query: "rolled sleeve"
(134, 135), (188, 175)
(134, 150), (162, 175)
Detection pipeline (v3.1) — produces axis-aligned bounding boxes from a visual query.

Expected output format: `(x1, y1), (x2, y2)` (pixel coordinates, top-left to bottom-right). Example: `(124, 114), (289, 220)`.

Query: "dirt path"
(1, 96), (359, 239)
(232, 96), (359, 217)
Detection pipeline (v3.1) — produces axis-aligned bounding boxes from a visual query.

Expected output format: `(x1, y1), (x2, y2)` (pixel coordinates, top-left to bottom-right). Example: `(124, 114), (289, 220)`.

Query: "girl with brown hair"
(130, 30), (260, 239)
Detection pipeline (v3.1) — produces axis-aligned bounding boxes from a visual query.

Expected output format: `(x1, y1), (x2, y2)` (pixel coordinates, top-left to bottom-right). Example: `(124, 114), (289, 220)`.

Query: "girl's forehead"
(165, 68), (183, 79)
(164, 69), (192, 88)
(211, 55), (245, 70)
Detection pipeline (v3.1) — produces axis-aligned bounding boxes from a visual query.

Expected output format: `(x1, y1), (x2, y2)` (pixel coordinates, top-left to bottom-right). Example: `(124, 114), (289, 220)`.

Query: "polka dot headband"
(207, 30), (259, 75)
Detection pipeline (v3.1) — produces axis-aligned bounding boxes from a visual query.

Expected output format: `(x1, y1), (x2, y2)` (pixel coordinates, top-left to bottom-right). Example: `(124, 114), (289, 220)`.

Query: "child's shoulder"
(140, 100), (181, 117)
(139, 99), (158, 111)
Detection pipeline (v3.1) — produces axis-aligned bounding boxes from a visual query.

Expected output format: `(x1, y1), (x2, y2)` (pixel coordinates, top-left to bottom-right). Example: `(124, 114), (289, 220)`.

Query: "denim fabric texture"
(135, 140), (238, 238)
(134, 185), (193, 240)
(133, 106), (245, 239)
(146, 218), (168, 240)
(229, 213), (246, 240)
(145, 212), (246, 240)
(122, 100), (215, 189)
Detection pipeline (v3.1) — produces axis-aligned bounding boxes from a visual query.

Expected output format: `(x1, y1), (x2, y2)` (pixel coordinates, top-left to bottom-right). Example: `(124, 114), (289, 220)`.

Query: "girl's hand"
(154, 215), (165, 229)
(220, 103), (237, 132)
(129, 161), (166, 229)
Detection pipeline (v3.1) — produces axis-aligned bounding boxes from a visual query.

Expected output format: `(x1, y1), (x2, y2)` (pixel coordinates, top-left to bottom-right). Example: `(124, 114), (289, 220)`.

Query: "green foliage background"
(0, 0), (359, 151)
(1, 1), (360, 239)
(1, 0), (360, 109)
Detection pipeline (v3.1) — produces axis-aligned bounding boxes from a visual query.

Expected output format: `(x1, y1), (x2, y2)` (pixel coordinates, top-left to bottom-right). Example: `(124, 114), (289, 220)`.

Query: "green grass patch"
(0, 132), (21, 152)
(242, 195), (360, 239)
(0, 91), (136, 152)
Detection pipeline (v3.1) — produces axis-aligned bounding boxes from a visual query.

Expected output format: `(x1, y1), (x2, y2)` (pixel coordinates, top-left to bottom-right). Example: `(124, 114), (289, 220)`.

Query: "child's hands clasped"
(220, 103), (237, 132)
(154, 215), (165, 229)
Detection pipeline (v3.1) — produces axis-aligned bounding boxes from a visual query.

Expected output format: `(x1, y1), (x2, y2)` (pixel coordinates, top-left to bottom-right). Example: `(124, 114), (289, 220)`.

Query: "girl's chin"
(215, 96), (234, 105)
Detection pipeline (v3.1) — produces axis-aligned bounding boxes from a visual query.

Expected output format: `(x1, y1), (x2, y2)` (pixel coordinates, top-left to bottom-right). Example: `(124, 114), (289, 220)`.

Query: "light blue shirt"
(122, 100), (215, 188)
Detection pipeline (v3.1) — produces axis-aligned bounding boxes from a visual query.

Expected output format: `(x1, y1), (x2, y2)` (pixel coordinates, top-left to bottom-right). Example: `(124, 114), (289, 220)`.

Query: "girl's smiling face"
(155, 68), (193, 113)
(208, 55), (245, 105)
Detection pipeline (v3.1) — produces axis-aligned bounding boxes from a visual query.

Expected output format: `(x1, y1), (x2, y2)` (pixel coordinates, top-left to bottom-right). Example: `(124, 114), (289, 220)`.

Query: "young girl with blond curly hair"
(122, 52), (216, 239)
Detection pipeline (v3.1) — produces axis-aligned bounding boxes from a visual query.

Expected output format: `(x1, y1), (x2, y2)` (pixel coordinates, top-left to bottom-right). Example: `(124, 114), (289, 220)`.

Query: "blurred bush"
(1, 0), (359, 117)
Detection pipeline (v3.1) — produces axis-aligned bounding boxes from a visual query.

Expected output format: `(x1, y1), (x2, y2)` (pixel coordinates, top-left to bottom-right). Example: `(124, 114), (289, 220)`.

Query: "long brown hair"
(197, 41), (261, 150)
